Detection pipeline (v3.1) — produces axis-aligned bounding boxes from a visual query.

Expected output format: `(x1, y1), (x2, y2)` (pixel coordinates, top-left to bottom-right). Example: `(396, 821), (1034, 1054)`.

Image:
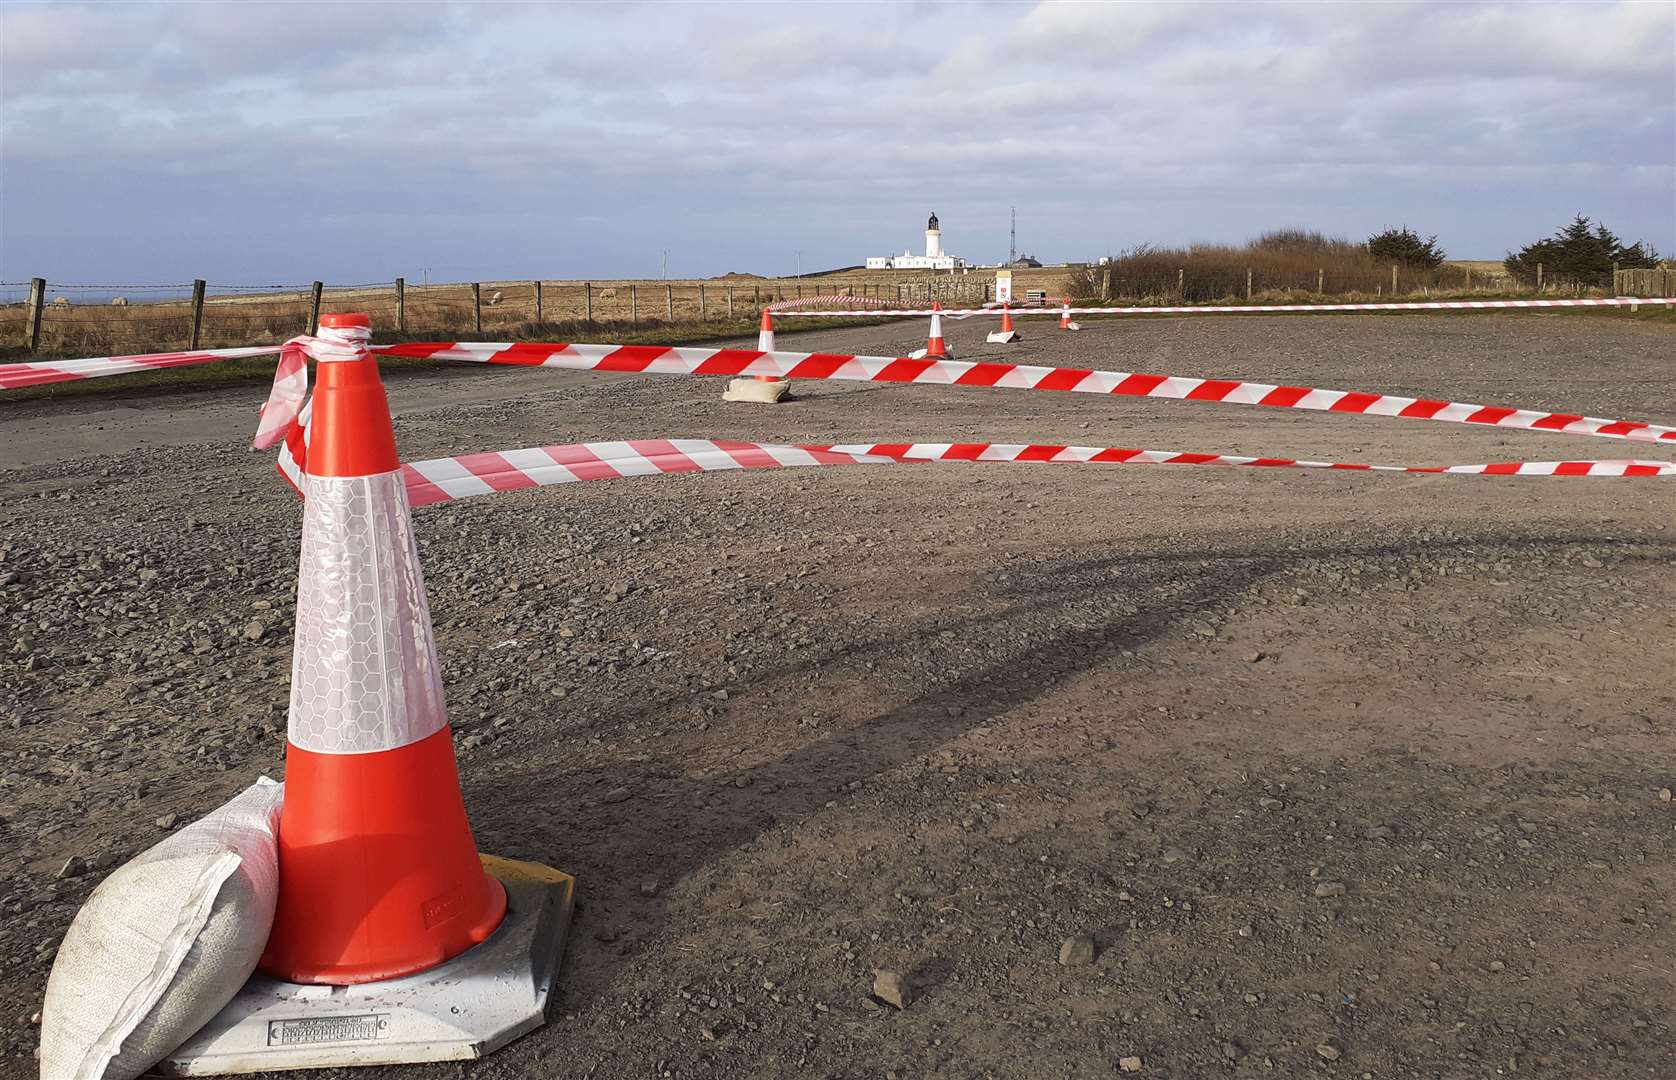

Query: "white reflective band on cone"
(290, 470), (447, 754)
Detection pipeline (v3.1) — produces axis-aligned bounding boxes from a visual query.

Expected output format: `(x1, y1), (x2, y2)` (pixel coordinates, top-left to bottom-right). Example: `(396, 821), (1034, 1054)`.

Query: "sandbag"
(39, 777), (283, 1080)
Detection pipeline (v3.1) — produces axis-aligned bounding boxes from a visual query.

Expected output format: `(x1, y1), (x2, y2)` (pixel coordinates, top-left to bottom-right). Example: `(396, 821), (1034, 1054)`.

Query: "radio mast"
(1008, 206), (1017, 265)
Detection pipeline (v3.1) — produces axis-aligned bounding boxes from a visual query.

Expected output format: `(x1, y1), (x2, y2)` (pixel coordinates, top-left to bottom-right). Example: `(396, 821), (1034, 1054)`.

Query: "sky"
(2, 0), (1672, 286)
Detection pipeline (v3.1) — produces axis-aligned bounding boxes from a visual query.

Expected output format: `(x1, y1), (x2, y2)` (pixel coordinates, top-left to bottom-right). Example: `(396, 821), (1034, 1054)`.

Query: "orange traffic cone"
(987, 303), (1021, 344)
(754, 308), (783, 384)
(261, 312), (505, 984)
(1059, 297), (1081, 332)
(723, 307), (791, 402)
(911, 301), (954, 359)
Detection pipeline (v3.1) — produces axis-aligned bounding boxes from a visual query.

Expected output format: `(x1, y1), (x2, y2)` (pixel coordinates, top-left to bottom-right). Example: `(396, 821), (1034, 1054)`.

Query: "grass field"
(0, 269), (1079, 359)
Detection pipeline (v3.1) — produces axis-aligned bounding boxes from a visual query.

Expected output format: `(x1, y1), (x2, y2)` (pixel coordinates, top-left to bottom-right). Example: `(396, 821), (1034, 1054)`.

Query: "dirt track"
(1, 312), (1673, 1079)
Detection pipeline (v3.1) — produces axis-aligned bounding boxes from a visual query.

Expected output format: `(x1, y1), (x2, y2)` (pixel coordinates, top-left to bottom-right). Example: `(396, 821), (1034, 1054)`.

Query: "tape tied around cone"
(251, 322), (373, 451)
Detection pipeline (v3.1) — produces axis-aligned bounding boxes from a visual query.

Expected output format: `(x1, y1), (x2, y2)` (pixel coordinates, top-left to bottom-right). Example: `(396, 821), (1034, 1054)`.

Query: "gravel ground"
(1, 312), (1673, 1080)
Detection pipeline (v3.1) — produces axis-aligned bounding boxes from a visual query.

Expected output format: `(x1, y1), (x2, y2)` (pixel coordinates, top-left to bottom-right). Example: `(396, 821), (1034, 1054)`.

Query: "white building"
(866, 212), (968, 271)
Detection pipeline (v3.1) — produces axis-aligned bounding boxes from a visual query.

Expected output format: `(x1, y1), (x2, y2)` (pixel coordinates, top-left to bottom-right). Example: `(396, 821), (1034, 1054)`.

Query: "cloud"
(0, 0), (1670, 283)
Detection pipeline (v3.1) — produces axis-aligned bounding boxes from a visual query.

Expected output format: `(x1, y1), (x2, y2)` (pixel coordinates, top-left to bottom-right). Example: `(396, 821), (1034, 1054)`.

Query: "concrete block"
(159, 856), (573, 1075)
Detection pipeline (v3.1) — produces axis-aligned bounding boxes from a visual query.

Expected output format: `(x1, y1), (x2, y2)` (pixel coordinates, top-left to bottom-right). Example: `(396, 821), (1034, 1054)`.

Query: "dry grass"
(1066, 233), (1537, 301)
(0, 274), (1007, 359)
(1447, 260), (1507, 274)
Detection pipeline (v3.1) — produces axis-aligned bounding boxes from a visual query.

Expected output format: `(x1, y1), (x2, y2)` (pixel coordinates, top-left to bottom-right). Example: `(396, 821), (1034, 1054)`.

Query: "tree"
(1366, 226), (1445, 269)
(1504, 215), (1661, 286)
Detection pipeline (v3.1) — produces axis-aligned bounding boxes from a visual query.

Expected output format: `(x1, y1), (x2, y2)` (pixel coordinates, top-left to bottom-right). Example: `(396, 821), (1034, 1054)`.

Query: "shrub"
(1068, 227), (1470, 301)
(1367, 227), (1445, 269)
(1504, 215), (1661, 287)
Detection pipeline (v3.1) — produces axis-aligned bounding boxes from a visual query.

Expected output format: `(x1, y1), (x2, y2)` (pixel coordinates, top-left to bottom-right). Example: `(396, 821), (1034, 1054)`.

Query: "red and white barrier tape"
(368, 341), (1676, 445)
(7, 292), (1668, 392)
(251, 325), (370, 450)
(838, 443), (1673, 476)
(761, 295), (1004, 321)
(384, 437), (1674, 507)
(0, 346), (280, 390)
(770, 297), (1676, 317)
(765, 295), (910, 313)
(401, 439), (889, 506)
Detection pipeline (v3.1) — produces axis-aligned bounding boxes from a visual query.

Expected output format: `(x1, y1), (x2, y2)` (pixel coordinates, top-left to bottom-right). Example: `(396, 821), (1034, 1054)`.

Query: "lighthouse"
(864, 211), (966, 271)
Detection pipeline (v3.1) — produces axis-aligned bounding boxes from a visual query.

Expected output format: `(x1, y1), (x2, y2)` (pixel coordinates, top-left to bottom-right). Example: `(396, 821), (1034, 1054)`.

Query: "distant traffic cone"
(753, 308), (783, 383)
(987, 303), (1021, 344)
(723, 307), (791, 402)
(910, 301), (955, 359)
(261, 312), (506, 984)
(1059, 297), (1081, 332)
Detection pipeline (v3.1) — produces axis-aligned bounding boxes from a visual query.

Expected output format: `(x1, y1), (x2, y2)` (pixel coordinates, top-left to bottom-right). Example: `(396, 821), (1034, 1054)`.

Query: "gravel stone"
(1057, 933), (1096, 966)
(872, 970), (913, 1010)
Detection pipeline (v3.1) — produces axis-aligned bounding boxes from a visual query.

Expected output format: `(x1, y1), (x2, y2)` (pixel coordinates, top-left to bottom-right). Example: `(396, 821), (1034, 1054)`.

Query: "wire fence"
(0, 275), (1001, 355)
(9, 261), (1661, 357)
(1064, 259), (1676, 303)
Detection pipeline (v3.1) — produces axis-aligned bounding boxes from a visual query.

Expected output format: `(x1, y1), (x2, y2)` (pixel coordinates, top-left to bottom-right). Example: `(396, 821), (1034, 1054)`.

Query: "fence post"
(698, 283), (706, 320)
(795, 283), (803, 299)
(726, 286), (734, 318)
(1317, 268), (1324, 294)
(1391, 264), (1398, 294)
(189, 279), (206, 349)
(1463, 268), (1470, 292)
(630, 283), (638, 321)
(534, 280), (543, 323)
(1177, 268), (1185, 296)
(752, 285), (760, 308)
(308, 281), (324, 335)
(584, 281), (593, 322)
(24, 277), (45, 352)
(1100, 269), (1111, 301)
(1536, 263), (1543, 292)
(1245, 268), (1253, 300)
(396, 277), (406, 333)
(665, 283), (674, 321)
(471, 283), (482, 333)
(1612, 261), (1619, 295)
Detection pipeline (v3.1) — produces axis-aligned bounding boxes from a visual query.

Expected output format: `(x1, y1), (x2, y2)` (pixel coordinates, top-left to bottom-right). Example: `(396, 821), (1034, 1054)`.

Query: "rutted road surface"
(2, 312), (1672, 1079)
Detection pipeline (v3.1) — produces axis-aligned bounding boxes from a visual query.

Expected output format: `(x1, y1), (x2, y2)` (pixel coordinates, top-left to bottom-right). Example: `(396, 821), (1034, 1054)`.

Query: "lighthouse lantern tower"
(925, 212), (942, 259)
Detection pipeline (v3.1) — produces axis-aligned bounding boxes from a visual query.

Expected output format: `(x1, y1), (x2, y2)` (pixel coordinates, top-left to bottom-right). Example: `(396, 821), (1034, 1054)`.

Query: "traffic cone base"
(165, 856), (575, 1074)
(987, 305), (1021, 344)
(723, 309), (787, 402)
(912, 302), (954, 359)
